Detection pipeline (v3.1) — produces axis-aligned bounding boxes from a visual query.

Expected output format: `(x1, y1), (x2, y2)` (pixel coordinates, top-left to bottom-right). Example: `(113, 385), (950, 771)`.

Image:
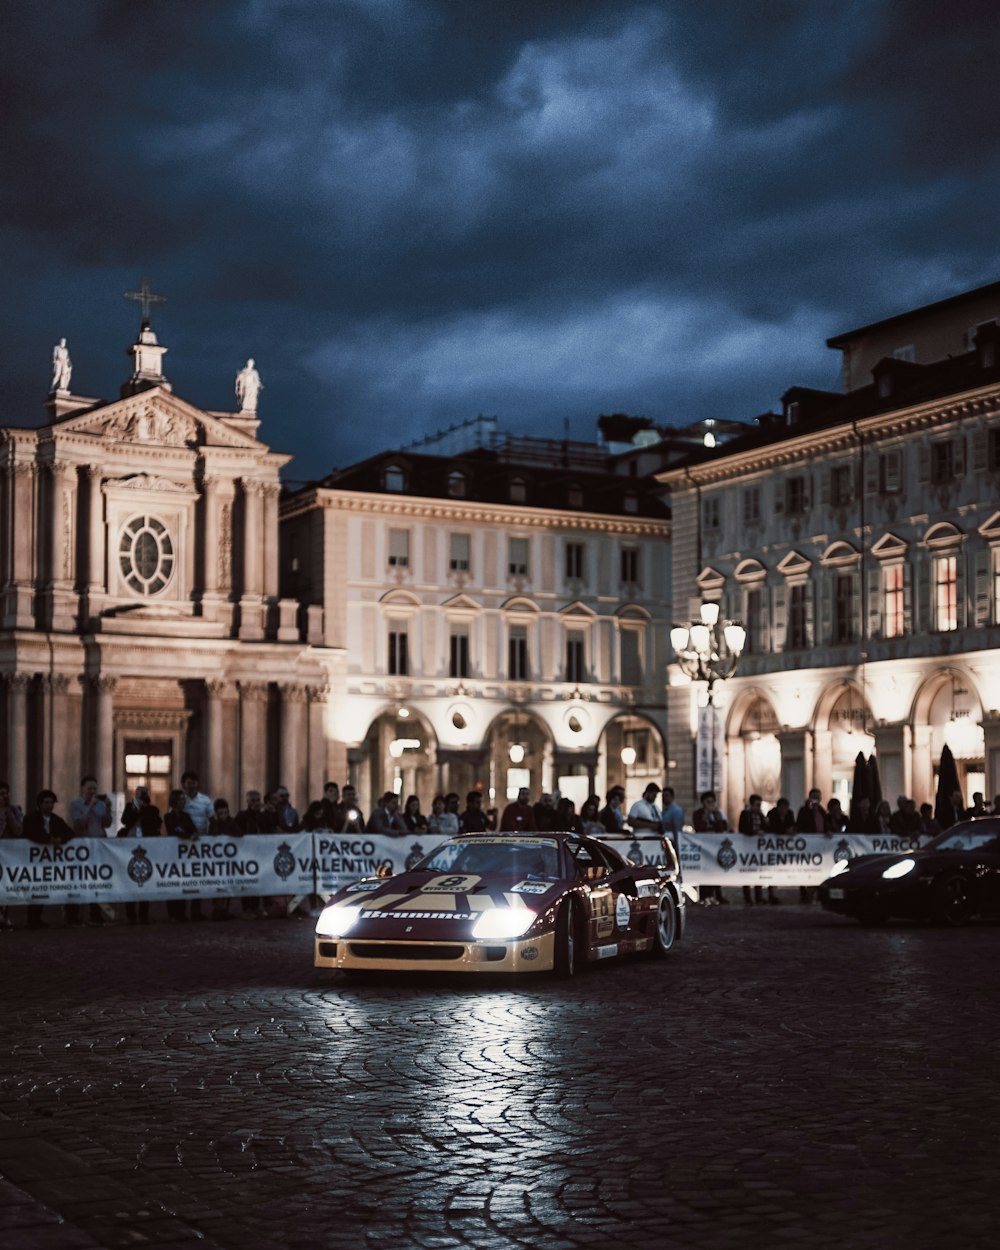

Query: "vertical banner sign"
(696, 703), (724, 793)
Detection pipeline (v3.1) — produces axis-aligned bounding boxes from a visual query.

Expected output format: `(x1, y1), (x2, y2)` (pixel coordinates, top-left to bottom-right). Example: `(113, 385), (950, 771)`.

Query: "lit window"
(883, 564), (905, 639)
(934, 555), (958, 631)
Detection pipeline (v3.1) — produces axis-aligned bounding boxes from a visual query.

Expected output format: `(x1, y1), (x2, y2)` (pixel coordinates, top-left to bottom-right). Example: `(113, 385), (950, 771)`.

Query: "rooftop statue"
(235, 358), (262, 412)
(51, 338), (72, 392)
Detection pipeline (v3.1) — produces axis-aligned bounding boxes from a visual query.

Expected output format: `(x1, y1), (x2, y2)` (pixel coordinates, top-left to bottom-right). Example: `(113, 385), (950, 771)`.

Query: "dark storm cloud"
(2, 0), (999, 470)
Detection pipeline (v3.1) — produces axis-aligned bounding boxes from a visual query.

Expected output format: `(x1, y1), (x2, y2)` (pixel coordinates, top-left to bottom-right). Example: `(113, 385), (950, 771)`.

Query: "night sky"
(3, 1), (998, 480)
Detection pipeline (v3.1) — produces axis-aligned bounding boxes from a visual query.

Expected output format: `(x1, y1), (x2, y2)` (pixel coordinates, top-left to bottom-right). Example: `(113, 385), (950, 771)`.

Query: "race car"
(818, 817), (1000, 926)
(314, 830), (684, 975)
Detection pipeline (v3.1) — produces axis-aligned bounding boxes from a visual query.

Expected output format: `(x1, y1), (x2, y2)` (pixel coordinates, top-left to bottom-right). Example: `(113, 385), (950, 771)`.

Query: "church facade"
(0, 315), (333, 814)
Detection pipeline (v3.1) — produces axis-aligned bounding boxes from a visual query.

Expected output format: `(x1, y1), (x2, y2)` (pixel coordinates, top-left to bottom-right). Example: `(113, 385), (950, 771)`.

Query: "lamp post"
(671, 602), (746, 795)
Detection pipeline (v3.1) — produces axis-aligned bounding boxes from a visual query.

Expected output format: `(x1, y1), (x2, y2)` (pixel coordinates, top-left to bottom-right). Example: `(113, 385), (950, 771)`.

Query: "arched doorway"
(359, 707), (438, 813)
(599, 713), (666, 812)
(815, 683), (875, 810)
(485, 709), (552, 808)
(727, 693), (782, 812)
(919, 672), (985, 807)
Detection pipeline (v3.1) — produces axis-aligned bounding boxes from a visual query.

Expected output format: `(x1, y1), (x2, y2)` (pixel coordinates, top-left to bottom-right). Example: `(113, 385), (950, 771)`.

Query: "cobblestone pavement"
(1, 898), (998, 1250)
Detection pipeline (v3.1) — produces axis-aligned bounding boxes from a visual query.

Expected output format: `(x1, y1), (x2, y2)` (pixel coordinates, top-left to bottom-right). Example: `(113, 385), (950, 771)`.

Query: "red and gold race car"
(314, 831), (684, 976)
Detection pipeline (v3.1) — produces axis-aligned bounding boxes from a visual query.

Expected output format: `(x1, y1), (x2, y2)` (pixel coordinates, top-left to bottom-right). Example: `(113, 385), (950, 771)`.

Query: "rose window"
(119, 515), (174, 595)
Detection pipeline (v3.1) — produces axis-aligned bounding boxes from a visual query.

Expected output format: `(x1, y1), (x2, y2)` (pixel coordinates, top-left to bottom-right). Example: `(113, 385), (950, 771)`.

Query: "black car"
(818, 817), (1000, 926)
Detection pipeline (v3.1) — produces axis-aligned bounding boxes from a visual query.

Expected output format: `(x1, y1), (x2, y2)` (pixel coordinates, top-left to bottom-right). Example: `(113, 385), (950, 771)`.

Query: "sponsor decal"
(361, 910), (473, 921)
(346, 880), (382, 893)
(615, 893), (631, 930)
(126, 846), (153, 888)
(596, 944), (618, 959)
(421, 874), (480, 894)
(716, 838), (738, 871)
(520, 947), (538, 961)
(512, 881), (549, 895)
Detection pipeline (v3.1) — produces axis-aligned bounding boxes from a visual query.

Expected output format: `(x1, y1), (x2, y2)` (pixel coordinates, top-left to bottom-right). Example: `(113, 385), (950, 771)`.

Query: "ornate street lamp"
(671, 602), (746, 795)
(670, 602), (746, 705)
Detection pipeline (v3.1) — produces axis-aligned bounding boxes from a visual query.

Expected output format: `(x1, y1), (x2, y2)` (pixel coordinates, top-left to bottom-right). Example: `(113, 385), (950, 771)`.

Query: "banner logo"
(127, 845), (153, 887)
(273, 842), (296, 880)
(716, 838), (737, 871)
(833, 838), (855, 863)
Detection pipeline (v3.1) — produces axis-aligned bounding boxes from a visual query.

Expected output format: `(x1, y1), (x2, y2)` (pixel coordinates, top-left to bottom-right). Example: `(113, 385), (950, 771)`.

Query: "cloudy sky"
(3, 0), (998, 478)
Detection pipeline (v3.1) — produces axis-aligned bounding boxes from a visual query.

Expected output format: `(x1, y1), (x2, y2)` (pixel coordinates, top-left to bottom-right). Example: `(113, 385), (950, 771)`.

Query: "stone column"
(91, 676), (117, 789)
(263, 483), (280, 600)
(4, 672), (32, 802)
(279, 683), (308, 806)
(202, 477), (221, 596)
(86, 466), (106, 598)
(239, 682), (269, 798)
(239, 479), (265, 640)
(43, 675), (73, 803)
(47, 461), (77, 631)
(205, 678), (232, 799)
(982, 713), (1000, 800)
(306, 684), (330, 800)
(4, 464), (36, 628)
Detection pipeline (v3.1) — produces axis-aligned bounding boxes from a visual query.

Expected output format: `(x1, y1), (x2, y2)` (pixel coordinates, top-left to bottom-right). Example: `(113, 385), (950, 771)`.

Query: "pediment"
(696, 565), (725, 591)
(734, 558), (767, 583)
(820, 540), (861, 566)
(559, 599), (596, 617)
(870, 531), (908, 559)
(440, 593), (480, 612)
(924, 521), (963, 549)
(104, 473), (198, 498)
(776, 549), (812, 576)
(53, 389), (264, 451)
(979, 511), (1000, 540)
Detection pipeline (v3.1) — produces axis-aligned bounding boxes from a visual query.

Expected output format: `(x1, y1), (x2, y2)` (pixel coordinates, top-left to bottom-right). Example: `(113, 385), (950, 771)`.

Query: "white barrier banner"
(0, 829), (932, 903)
(679, 830), (928, 886)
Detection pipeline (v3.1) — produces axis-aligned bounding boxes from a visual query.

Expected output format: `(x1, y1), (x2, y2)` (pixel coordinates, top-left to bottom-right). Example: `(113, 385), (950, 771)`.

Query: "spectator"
(303, 782), (340, 831)
(766, 797), (795, 835)
(23, 790), (76, 929)
(533, 792), (557, 832)
(598, 786), (626, 834)
(69, 775), (113, 927)
(271, 784), (301, 832)
(660, 787), (685, 839)
(993, 795), (1000, 817)
(401, 794), (428, 833)
(825, 797), (848, 835)
(795, 788), (827, 903)
(181, 770), (215, 836)
(738, 794), (776, 905)
(164, 787), (202, 922)
(427, 794), (459, 837)
(0, 781), (24, 931)
(627, 783), (664, 835)
(580, 797), (604, 837)
(851, 795), (872, 832)
(692, 791), (729, 905)
(501, 787), (537, 832)
(555, 796), (582, 834)
(919, 802), (943, 838)
(458, 791), (494, 835)
(235, 789), (276, 834)
(965, 791), (989, 819)
(368, 792), (407, 835)
(118, 785), (162, 925)
(890, 797), (922, 837)
(208, 799), (241, 920)
(445, 793), (461, 824)
(336, 784), (366, 832)
(872, 800), (893, 834)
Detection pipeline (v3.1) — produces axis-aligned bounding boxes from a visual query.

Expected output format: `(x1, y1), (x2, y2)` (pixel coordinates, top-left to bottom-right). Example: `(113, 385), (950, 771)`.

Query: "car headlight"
(828, 859), (851, 878)
(315, 904), (362, 937)
(881, 858), (916, 880)
(472, 907), (537, 940)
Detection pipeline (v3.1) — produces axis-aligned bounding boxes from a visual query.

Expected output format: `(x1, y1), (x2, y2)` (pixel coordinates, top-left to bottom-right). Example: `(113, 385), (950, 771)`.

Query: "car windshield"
(416, 837), (563, 878)
(926, 827), (1000, 853)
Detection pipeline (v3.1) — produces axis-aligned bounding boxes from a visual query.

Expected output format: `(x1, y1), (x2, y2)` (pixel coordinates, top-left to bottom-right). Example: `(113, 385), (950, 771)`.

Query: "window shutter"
(805, 579), (815, 647)
(972, 428), (988, 473)
(818, 572), (833, 645)
(902, 561), (913, 635)
(803, 473), (812, 510)
(864, 453), (879, 495)
(954, 435), (966, 477)
(974, 547), (992, 626)
(913, 552), (929, 633)
(820, 471), (830, 506)
(774, 483), (785, 515)
(956, 549), (967, 628)
(772, 583), (787, 652)
(917, 443), (930, 484)
(851, 568), (862, 641)
(759, 588), (771, 653)
(867, 565), (881, 638)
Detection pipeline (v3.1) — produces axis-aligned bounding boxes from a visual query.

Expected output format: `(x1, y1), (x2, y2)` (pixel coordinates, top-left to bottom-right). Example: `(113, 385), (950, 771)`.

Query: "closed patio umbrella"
(867, 754), (883, 810)
(934, 743), (963, 829)
(848, 751), (870, 830)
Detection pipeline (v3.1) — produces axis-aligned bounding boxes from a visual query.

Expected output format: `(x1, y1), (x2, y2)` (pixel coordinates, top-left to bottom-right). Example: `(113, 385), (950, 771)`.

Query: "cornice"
(281, 488), (671, 537)
(661, 379), (1000, 488)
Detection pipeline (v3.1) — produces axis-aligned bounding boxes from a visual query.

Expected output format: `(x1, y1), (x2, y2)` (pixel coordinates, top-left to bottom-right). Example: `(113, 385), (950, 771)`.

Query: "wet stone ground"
(0, 897), (997, 1250)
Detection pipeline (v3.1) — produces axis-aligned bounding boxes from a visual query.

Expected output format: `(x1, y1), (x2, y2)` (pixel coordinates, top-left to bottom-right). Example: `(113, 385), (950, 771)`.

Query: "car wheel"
(648, 890), (678, 957)
(933, 873), (975, 926)
(553, 900), (577, 978)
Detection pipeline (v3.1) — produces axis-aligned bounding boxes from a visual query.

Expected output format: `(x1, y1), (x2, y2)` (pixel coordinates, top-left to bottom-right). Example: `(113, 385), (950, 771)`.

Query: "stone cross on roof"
(124, 276), (167, 325)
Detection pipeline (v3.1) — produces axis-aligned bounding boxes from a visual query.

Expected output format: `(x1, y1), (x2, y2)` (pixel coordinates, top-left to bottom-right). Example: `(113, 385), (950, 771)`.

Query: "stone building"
(0, 312), (331, 814)
(280, 431), (672, 815)
(662, 280), (1000, 822)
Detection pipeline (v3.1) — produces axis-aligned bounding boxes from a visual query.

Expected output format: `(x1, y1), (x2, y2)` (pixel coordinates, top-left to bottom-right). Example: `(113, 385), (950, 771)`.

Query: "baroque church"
(0, 304), (332, 815)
